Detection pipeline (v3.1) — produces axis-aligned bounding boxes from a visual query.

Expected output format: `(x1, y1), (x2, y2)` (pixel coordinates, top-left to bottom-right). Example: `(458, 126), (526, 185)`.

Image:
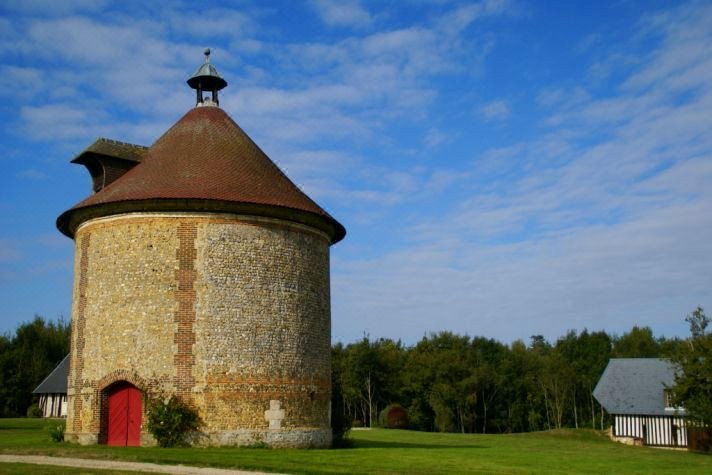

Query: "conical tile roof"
(57, 105), (345, 243)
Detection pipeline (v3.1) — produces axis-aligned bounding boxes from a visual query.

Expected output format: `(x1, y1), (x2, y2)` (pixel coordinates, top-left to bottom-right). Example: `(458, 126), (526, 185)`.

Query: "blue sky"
(1, 0), (710, 345)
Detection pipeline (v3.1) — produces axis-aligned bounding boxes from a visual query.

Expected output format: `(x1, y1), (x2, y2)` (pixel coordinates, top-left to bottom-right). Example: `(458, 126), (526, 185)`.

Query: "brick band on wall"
(69, 233), (90, 433)
(174, 221), (197, 399)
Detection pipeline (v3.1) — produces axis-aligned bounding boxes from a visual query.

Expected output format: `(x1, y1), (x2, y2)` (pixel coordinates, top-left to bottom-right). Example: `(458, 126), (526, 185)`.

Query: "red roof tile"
(57, 106), (345, 243)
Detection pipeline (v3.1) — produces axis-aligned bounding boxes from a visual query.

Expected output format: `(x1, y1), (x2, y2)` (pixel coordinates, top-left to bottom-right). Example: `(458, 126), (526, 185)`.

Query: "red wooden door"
(106, 383), (142, 446)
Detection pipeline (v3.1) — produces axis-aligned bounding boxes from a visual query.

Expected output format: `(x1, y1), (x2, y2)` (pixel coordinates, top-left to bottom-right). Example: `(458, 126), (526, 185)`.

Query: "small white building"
(593, 358), (687, 447)
(32, 355), (69, 418)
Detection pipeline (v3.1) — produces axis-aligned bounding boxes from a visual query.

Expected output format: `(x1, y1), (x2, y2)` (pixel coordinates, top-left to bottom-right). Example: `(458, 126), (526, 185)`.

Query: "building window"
(664, 389), (677, 409)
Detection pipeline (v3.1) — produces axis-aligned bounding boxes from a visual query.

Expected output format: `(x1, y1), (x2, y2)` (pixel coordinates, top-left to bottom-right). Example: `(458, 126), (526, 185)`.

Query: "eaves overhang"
(56, 199), (346, 245)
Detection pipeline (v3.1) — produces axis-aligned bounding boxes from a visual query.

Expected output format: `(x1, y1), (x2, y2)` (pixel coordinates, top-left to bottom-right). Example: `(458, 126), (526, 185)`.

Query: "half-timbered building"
(593, 358), (687, 448)
(32, 355), (69, 418)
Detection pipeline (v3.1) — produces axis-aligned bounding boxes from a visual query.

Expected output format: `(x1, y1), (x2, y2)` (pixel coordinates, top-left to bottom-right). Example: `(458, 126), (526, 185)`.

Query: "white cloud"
(230, 84), (363, 114)
(26, 16), (159, 65)
(423, 128), (449, 148)
(537, 86), (590, 110)
(436, 0), (510, 35)
(335, 189), (712, 343)
(220, 2), (506, 151)
(20, 104), (97, 141)
(424, 169), (467, 193)
(0, 66), (44, 98)
(309, 0), (372, 28)
(5, 0), (509, 152)
(623, 2), (712, 92)
(480, 99), (510, 121)
(167, 9), (252, 39)
(2, 11), (206, 142)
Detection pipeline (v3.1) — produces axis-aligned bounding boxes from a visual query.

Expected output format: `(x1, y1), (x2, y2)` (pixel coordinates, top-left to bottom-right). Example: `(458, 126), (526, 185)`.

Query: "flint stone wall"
(65, 212), (332, 448)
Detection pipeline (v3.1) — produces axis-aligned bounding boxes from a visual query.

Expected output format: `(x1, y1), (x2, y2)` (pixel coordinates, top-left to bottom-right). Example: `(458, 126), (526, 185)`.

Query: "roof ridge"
(94, 137), (148, 150)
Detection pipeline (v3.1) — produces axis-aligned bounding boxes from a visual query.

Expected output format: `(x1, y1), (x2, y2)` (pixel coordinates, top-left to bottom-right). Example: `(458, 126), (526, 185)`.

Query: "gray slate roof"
(32, 355), (69, 394)
(593, 358), (685, 416)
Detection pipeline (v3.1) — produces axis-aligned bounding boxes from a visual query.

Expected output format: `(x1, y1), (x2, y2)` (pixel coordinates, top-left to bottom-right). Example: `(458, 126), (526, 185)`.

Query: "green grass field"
(0, 419), (709, 474)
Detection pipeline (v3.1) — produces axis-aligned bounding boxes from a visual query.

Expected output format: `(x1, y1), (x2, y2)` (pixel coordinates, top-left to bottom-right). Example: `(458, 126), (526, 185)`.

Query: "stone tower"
(57, 50), (345, 448)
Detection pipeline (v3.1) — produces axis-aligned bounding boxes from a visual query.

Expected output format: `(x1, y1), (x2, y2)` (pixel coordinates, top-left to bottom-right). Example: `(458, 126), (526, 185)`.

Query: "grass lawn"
(0, 419), (710, 474)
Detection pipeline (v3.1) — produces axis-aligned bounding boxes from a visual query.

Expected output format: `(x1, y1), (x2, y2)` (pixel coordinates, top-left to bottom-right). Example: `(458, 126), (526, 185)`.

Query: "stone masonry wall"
(64, 212), (332, 447)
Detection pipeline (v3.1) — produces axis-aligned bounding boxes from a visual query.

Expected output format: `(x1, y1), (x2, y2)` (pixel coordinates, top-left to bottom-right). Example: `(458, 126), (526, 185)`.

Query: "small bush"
(26, 404), (43, 418)
(146, 395), (200, 447)
(48, 423), (65, 442)
(379, 404), (409, 429)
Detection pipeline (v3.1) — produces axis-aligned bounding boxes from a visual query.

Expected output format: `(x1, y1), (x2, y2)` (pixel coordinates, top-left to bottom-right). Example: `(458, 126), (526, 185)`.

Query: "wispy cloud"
(423, 128), (450, 148)
(332, 1), (712, 343)
(1, 1), (709, 343)
(0, 66), (45, 99)
(1, 0), (109, 16)
(0, 240), (22, 261)
(16, 169), (47, 180)
(309, 0), (372, 28)
(166, 9), (253, 39)
(480, 100), (510, 121)
(6, 1), (504, 152)
(435, 0), (511, 35)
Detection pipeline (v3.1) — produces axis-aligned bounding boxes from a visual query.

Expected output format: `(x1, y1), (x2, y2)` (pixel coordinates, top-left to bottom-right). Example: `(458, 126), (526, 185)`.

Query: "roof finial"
(187, 48), (227, 107)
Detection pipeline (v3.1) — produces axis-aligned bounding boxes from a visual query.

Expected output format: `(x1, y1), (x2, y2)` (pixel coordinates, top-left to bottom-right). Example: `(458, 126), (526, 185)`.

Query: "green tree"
(555, 330), (611, 429)
(670, 307), (712, 426)
(612, 326), (661, 357)
(402, 337), (437, 431)
(468, 337), (506, 433)
(403, 333), (473, 432)
(423, 333), (472, 433)
(339, 336), (405, 427)
(499, 340), (541, 432)
(331, 343), (352, 443)
(0, 316), (70, 417)
(539, 349), (574, 429)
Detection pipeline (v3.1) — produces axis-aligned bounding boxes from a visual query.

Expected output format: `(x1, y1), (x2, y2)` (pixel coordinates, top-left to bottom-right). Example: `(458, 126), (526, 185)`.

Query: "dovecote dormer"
(71, 138), (147, 193)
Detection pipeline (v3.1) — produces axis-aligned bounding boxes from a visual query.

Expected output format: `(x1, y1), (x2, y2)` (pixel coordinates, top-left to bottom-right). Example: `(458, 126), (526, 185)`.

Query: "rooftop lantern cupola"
(187, 48), (227, 106)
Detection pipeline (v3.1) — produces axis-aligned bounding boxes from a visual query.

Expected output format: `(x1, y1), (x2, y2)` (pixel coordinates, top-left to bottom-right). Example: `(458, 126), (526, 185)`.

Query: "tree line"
(3, 311), (709, 437)
(332, 325), (687, 434)
(0, 316), (70, 417)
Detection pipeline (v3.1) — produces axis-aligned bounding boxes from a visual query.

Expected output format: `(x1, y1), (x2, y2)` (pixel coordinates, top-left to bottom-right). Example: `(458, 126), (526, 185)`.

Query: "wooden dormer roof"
(71, 138), (148, 193)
